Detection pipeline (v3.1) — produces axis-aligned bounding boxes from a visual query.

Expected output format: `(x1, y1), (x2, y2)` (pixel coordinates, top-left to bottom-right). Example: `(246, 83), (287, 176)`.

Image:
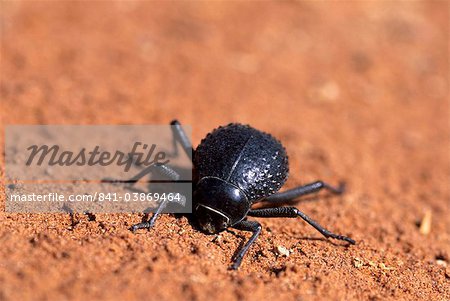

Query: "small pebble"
(419, 209), (432, 235)
(277, 245), (290, 257)
(436, 259), (447, 267)
(379, 263), (395, 271)
(353, 257), (364, 268)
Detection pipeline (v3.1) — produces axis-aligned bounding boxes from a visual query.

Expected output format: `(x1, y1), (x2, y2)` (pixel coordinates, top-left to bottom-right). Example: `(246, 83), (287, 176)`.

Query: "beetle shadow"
(296, 236), (353, 247)
(219, 230), (353, 266)
(225, 228), (250, 262)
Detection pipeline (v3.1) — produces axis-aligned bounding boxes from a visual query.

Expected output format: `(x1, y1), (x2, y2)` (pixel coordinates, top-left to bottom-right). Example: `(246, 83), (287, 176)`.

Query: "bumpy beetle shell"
(194, 124), (289, 201)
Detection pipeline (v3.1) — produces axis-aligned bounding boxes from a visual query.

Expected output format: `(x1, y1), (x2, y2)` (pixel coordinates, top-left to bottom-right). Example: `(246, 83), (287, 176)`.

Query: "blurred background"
(1, 2), (449, 301)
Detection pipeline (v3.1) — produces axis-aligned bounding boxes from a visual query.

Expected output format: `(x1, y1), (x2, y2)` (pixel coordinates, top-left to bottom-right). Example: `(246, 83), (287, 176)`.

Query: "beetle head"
(193, 177), (250, 234)
(195, 204), (230, 234)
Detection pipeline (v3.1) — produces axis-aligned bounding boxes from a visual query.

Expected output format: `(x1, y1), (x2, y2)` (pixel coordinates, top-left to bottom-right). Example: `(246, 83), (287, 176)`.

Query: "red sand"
(1, 2), (449, 300)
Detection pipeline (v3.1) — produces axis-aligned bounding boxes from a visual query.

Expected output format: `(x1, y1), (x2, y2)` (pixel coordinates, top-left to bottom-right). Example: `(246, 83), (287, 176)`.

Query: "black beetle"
(128, 120), (355, 270)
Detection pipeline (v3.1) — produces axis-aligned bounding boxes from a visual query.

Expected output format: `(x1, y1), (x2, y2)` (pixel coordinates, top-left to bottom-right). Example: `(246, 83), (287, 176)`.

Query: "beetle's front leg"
(230, 220), (262, 270)
(130, 197), (170, 231)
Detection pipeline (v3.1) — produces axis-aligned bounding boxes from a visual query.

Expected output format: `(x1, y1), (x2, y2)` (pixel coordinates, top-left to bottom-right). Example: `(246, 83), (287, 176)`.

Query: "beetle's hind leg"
(248, 207), (355, 244)
(261, 181), (345, 204)
(230, 220), (262, 270)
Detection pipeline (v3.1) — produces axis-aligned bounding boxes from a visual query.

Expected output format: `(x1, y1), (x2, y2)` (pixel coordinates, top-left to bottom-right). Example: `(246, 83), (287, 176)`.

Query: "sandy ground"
(1, 2), (449, 301)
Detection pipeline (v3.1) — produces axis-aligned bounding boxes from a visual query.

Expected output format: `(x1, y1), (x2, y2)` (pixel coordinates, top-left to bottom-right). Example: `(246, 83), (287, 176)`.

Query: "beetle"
(127, 120), (355, 270)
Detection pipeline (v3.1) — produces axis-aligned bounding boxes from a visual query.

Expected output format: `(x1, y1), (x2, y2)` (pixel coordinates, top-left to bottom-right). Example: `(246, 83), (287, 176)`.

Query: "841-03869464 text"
(8, 192), (183, 204)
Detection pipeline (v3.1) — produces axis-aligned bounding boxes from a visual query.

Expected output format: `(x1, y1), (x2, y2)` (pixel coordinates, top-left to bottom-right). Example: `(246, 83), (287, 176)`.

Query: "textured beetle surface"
(194, 124), (289, 201)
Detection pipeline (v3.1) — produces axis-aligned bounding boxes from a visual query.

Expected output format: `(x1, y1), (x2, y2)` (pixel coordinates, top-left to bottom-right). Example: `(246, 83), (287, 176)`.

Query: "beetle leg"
(125, 164), (182, 230)
(102, 163), (181, 186)
(128, 163), (181, 185)
(260, 181), (345, 203)
(170, 119), (194, 161)
(103, 119), (190, 186)
(230, 220), (262, 270)
(102, 164), (181, 231)
(248, 207), (355, 244)
(130, 197), (170, 231)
